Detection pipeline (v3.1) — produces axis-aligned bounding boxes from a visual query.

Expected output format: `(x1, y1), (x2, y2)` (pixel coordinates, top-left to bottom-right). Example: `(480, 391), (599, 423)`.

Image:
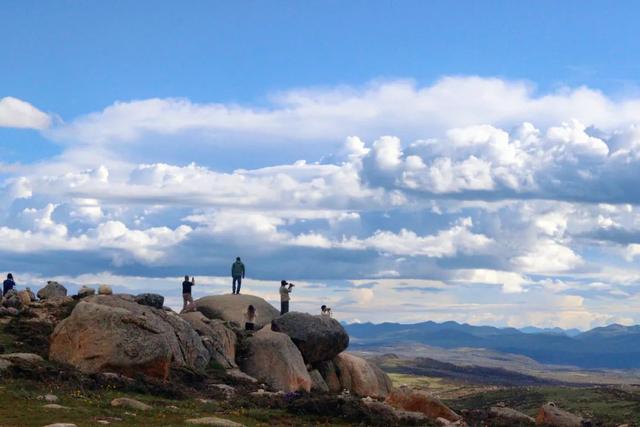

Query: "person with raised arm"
(279, 280), (294, 315)
(182, 275), (196, 312)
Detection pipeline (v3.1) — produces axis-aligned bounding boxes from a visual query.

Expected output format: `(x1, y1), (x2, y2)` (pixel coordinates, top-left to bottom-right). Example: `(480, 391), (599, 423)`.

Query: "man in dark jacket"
(231, 257), (245, 295)
(3, 273), (15, 296)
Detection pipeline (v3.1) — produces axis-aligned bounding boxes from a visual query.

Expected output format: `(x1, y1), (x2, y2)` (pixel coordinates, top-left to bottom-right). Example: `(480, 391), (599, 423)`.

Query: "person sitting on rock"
(181, 275), (196, 312)
(279, 280), (294, 315)
(3, 273), (15, 296)
(321, 305), (332, 317)
(231, 257), (245, 295)
(244, 304), (256, 331)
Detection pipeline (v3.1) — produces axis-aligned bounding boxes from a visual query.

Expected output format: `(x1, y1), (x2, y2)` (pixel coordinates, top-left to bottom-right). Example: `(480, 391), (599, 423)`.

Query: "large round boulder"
(17, 290), (32, 307)
(385, 386), (461, 422)
(49, 295), (209, 379)
(37, 281), (67, 300)
(2, 289), (22, 309)
(181, 311), (237, 369)
(238, 327), (311, 392)
(76, 286), (95, 298)
(98, 284), (113, 295)
(135, 293), (164, 309)
(196, 294), (279, 329)
(316, 360), (342, 393)
(271, 312), (349, 364)
(330, 352), (393, 398)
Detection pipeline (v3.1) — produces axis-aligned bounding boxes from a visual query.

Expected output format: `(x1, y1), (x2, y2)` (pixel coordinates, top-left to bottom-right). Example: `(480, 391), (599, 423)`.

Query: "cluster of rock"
(0, 282), (602, 426)
(0, 281), (116, 317)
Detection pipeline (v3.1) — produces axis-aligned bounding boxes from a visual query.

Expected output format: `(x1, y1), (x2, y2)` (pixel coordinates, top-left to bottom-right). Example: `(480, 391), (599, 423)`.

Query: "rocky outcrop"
(238, 327), (312, 392)
(330, 352), (393, 398)
(181, 311), (237, 368)
(385, 386), (461, 422)
(489, 406), (535, 425)
(196, 294), (279, 329)
(49, 295), (209, 379)
(0, 352), (45, 364)
(0, 306), (18, 316)
(37, 281), (67, 300)
(77, 286), (95, 298)
(316, 360), (342, 393)
(111, 397), (152, 410)
(2, 289), (22, 309)
(535, 403), (584, 427)
(17, 290), (32, 307)
(185, 417), (245, 426)
(135, 293), (164, 309)
(271, 312), (349, 363)
(309, 369), (329, 392)
(98, 284), (113, 295)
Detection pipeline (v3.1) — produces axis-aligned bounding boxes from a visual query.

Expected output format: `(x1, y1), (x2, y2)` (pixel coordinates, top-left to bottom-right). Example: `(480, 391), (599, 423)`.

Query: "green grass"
(447, 385), (640, 424)
(0, 379), (351, 427)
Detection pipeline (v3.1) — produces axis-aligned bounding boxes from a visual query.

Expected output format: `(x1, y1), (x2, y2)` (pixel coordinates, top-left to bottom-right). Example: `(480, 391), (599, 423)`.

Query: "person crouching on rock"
(3, 273), (15, 296)
(321, 305), (332, 317)
(182, 275), (196, 313)
(279, 280), (294, 315)
(244, 304), (256, 331)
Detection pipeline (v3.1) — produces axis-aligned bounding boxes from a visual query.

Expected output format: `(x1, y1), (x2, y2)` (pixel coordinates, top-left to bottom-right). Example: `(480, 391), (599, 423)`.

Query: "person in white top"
(279, 280), (294, 315)
(244, 305), (257, 331)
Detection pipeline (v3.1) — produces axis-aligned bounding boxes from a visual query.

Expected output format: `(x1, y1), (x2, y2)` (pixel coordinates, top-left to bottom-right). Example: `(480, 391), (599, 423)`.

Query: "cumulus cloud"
(0, 202), (192, 264)
(357, 120), (640, 204)
(4, 76), (640, 328)
(47, 78), (640, 147)
(0, 97), (51, 129)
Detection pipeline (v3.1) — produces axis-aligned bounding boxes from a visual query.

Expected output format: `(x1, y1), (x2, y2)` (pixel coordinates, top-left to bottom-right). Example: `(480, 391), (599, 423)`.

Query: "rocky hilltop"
(0, 282), (597, 426)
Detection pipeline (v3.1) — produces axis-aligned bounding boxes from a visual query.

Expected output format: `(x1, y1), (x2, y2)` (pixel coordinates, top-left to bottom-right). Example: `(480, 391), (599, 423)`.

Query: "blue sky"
(2, 2), (640, 328)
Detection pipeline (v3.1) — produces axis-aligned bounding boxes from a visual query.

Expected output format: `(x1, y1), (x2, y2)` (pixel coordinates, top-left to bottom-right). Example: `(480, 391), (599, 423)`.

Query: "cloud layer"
(3, 76), (640, 330)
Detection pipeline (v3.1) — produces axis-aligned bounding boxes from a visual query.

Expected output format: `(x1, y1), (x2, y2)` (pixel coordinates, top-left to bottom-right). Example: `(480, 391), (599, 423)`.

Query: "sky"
(2, 1), (640, 329)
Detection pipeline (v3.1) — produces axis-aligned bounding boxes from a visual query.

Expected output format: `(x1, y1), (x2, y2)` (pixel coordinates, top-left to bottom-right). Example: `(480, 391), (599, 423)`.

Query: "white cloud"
(47, 78), (640, 147)
(0, 202), (192, 264)
(512, 239), (583, 273)
(0, 97), (51, 129)
(351, 287), (375, 305)
(453, 269), (529, 293)
(338, 217), (492, 257)
(4, 77), (640, 327)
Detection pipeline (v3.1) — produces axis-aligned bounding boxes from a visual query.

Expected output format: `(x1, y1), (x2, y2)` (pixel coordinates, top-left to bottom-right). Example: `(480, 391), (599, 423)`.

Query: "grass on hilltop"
(0, 378), (352, 427)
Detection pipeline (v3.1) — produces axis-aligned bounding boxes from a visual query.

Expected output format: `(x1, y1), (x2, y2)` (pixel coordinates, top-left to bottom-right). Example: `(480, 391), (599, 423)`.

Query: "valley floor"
(388, 372), (640, 425)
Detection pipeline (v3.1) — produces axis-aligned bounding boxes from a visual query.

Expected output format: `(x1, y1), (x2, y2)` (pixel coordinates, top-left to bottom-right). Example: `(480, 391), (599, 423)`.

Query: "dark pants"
(280, 300), (289, 315)
(232, 276), (242, 294)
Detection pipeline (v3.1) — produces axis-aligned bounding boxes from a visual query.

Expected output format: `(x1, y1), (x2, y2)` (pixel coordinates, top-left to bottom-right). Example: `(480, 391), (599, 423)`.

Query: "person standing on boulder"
(3, 273), (15, 296)
(231, 257), (245, 295)
(182, 275), (195, 312)
(279, 280), (294, 315)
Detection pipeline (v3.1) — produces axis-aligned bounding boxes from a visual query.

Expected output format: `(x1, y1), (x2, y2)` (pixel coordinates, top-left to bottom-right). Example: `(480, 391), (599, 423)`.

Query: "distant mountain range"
(518, 326), (582, 337)
(344, 321), (640, 369)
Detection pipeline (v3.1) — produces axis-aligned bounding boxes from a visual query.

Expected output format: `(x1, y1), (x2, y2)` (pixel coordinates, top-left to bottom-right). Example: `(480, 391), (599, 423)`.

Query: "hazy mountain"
(519, 326), (582, 337)
(345, 321), (640, 369)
